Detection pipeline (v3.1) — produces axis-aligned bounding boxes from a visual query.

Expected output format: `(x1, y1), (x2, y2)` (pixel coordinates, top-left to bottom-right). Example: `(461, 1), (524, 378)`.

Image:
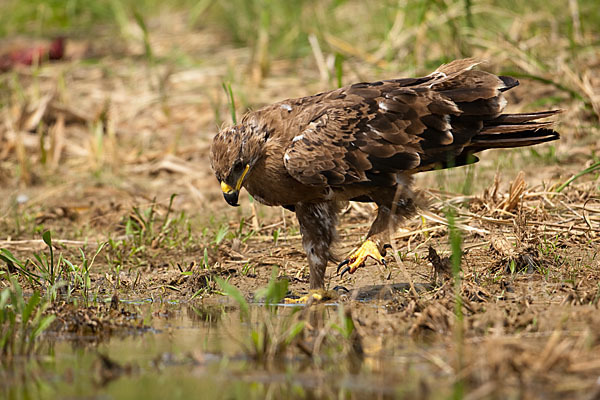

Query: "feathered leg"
(338, 183), (416, 277)
(295, 202), (339, 290)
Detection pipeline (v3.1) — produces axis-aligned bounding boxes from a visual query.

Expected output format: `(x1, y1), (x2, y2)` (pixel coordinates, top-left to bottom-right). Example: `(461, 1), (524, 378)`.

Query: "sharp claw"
(382, 243), (392, 256)
(337, 240), (386, 281)
(382, 259), (387, 267)
(340, 266), (351, 279)
(332, 285), (350, 293)
(337, 259), (350, 275)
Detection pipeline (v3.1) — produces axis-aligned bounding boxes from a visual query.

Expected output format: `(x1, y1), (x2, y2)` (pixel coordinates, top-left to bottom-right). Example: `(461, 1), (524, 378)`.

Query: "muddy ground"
(1, 12), (600, 399)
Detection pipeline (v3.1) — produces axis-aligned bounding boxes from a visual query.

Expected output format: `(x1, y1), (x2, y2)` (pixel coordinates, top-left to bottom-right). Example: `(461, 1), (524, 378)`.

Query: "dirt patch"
(47, 297), (149, 341)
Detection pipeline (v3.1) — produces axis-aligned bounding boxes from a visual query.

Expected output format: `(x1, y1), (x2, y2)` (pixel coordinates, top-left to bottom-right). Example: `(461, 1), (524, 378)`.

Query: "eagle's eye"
(232, 161), (244, 174)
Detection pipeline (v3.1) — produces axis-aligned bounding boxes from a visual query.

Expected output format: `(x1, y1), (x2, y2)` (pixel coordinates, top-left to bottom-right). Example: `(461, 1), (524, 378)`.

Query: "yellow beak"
(221, 181), (234, 194)
(220, 164), (250, 207)
(220, 164), (250, 194)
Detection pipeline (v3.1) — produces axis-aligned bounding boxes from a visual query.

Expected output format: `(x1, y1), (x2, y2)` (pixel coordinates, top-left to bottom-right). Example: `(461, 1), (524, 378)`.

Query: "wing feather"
(283, 59), (559, 186)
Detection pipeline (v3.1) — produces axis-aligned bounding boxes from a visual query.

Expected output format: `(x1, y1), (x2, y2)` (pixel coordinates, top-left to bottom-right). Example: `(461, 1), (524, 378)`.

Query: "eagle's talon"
(332, 285), (350, 293)
(336, 259), (350, 275)
(284, 290), (324, 304)
(339, 265), (352, 279)
(284, 289), (338, 304)
(338, 239), (385, 280)
(382, 243), (392, 256)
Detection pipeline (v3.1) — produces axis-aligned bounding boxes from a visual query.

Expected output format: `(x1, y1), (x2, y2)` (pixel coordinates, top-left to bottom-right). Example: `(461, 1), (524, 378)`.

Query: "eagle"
(210, 59), (559, 291)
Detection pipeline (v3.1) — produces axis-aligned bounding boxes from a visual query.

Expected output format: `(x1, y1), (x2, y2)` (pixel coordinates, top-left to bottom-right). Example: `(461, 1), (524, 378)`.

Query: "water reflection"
(1, 301), (419, 399)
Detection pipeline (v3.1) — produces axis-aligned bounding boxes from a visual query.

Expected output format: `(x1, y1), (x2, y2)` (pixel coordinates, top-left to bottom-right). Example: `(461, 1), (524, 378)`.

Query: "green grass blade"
(556, 161), (600, 193)
(133, 9), (154, 64)
(222, 82), (237, 124)
(214, 276), (249, 320)
(42, 231), (55, 284)
(254, 267), (287, 307)
(22, 292), (41, 326)
(334, 53), (344, 88)
(0, 249), (25, 269)
(42, 230), (52, 248)
(284, 321), (305, 346)
(0, 288), (10, 310)
(31, 314), (56, 340)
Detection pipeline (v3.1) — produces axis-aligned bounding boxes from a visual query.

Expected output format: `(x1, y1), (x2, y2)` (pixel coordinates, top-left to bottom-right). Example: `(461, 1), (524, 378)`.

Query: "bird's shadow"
(335, 282), (433, 301)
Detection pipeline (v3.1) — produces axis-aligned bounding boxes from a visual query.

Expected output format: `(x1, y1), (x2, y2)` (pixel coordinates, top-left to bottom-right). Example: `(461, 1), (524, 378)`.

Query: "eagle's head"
(210, 120), (268, 207)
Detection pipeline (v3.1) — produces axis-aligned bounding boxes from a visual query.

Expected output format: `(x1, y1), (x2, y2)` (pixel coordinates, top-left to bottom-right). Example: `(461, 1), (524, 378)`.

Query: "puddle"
(3, 290), (597, 399)
(1, 301), (427, 399)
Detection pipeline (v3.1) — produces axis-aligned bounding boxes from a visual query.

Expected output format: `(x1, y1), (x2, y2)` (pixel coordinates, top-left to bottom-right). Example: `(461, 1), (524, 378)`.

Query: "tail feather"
(490, 110), (561, 124)
(416, 61), (560, 172)
(472, 110), (561, 149)
(481, 121), (554, 134)
(471, 128), (559, 149)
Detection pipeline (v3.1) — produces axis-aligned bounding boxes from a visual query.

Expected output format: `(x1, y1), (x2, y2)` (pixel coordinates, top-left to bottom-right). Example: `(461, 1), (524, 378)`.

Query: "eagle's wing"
(283, 60), (557, 187)
(283, 78), (464, 187)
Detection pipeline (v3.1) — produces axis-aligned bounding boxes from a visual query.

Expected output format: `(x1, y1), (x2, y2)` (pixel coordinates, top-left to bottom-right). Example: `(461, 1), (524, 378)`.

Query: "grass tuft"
(0, 276), (55, 360)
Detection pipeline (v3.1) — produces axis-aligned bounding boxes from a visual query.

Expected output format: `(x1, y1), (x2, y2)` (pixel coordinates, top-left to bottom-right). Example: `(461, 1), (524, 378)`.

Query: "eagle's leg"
(338, 186), (416, 278)
(295, 202), (339, 290)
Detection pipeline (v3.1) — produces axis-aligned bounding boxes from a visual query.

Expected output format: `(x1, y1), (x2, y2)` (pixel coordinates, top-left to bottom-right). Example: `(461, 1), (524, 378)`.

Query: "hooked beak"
(220, 164), (250, 207)
(221, 181), (240, 207)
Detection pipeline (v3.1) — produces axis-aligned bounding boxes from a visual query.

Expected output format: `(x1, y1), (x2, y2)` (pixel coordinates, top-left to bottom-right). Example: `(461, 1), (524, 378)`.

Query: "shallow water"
(1, 301), (423, 400)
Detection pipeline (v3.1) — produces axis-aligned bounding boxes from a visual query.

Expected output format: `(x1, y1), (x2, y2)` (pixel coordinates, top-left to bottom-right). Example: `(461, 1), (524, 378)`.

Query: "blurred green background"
(1, 0), (598, 69)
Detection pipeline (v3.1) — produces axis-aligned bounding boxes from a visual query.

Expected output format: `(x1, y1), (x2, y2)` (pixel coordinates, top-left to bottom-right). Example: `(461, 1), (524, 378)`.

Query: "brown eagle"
(210, 59), (559, 290)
